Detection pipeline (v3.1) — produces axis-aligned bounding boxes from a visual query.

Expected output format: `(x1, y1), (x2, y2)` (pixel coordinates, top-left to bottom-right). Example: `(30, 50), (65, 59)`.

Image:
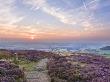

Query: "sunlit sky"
(0, 0), (110, 42)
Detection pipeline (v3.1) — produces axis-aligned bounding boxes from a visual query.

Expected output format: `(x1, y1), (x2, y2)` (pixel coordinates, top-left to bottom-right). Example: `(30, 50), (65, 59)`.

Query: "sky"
(0, 0), (110, 42)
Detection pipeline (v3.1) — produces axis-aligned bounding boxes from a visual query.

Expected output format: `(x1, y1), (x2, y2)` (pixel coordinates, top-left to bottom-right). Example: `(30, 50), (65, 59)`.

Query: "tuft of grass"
(17, 59), (38, 71)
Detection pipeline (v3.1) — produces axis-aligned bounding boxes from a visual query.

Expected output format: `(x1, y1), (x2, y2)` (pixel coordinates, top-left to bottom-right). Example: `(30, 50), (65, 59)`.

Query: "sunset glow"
(30, 35), (35, 40)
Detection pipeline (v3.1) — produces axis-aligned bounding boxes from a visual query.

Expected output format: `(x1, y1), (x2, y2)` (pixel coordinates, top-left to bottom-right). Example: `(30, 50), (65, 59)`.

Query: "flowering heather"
(47, 54), (110, 82)
(0, 61), (25, 82)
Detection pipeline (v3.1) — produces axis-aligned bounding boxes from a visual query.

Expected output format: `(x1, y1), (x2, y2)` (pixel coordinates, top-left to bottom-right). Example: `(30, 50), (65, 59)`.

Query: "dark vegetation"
(100, 46), (110, 50)
(1, 49), (110, 82)
(0, 61), (25, 82)
(0, 49), (56, 82)
(47, 53), (110, 82)
(0, 49), (56, 61)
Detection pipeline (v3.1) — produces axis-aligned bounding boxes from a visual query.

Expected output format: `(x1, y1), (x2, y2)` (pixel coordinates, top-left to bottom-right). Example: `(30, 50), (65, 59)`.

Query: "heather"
(0, 49), (110, 82)
(0, 61), (25, 82)
(47, 53), (110, 82)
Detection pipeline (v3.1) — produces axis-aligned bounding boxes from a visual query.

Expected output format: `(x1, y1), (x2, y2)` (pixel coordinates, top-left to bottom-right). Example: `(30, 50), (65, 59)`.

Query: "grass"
(99, 50), (110, 58)
(0, 56), (38, 71)
(13, 58), (38, 71)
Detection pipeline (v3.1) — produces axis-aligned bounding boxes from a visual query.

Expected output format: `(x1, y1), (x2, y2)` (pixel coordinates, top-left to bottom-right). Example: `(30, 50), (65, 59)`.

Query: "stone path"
(25, 59), (51, 82)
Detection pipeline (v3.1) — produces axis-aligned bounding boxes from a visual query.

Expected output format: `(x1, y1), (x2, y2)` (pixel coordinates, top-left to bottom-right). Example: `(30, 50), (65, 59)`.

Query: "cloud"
(23, 0), (46, 10)
(0, 0), (24, 25)
(23, 0), (79, 25)
(23, 0), (101, 29)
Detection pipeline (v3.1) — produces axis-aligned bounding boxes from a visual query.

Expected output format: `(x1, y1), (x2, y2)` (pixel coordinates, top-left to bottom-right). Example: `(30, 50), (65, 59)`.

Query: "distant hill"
(100, 46), (110, 50)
